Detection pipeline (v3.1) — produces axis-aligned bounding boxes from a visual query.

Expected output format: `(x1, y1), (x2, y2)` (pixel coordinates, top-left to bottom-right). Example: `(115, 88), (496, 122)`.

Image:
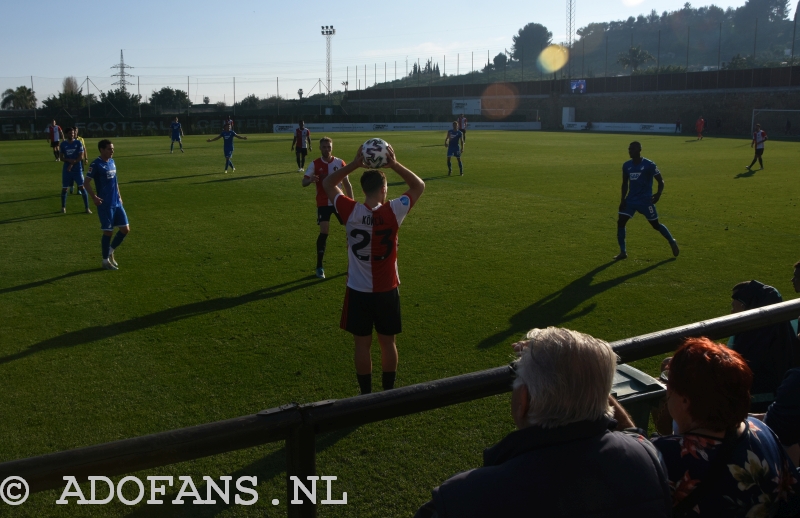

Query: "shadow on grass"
(0, 269), (98, 295)
(122, 427), (356, 518)
(734, 168), (760, 179)
(198, 171), (296, 184)
(0, 195), (55, 205)
(0, 211), (85, 225)
(125, 172), (221, 185)
(476, 258), (675, 349)
(0, 274), (344, 366)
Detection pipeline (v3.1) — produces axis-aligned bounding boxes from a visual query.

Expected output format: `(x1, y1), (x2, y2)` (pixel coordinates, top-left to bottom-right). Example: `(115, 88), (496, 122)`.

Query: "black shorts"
(460, 128), (467, 134)
(317, 205), (342, 225)
(296, 148), (308, 157)
(341, 287), (401, 336)
(50, 140), (59, 148)
(755, 148), (764, 156)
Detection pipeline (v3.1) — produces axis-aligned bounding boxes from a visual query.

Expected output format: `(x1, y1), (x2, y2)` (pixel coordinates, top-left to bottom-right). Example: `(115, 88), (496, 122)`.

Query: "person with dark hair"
(301, 137), (353, 279)
(46, 120), (64, 160)
(170, 116), (184, 153)
(68, 126), (88, 195)
(614, 141), (679, 260)
(730, 280), (800, 411)
(83, 140), (130, 270)
(763, 368), (800, 466)
(444, 121), (464, 176)
(747, 124), (767, 171)
(415, 328), (672, 518)
(58, 127), (91, 214)
(322, 145), (424, 395)
(292, 120), (312, 172)
(206, 123), (246, 173)
(653, 337), (800, 517)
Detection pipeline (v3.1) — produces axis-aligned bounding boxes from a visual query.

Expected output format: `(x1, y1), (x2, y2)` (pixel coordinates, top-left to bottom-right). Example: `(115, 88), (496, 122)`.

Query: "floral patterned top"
(651, 418), (799, 517)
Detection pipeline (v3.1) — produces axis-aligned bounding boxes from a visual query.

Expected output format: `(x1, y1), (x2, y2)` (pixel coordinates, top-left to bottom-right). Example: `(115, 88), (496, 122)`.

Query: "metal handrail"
(1, 298), (798, 516)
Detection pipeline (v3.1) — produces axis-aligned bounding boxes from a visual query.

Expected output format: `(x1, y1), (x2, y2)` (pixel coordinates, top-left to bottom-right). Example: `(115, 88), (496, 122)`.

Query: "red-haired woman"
(652, 337), (800, 517)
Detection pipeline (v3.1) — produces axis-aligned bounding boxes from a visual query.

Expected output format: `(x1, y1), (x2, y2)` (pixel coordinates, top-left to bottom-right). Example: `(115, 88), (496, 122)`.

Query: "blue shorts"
(447, 148), (461, 158)
(62, 169), (84, 189)
(97, 204), (129, 231)
(619, 201), (658, 221)
(171, 135), (181, 142)
(224, 149), (234, 159)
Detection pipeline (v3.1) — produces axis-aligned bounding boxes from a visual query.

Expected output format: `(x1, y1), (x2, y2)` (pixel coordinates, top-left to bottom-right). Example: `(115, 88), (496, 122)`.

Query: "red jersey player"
(457, 113), (468, 141)
(322, 144), (425, 395)
(46, 120), (64, 160)
(291, 120), (312, 172)
(748, 124), (768, 171)
(301, 136), (353, 279)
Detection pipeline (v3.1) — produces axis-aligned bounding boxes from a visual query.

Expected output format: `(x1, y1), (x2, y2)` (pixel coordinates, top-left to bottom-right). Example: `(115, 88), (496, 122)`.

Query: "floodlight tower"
(111, 49), (135, 92)
(321, 26), (335, 97)
(566, 0), (576, 78)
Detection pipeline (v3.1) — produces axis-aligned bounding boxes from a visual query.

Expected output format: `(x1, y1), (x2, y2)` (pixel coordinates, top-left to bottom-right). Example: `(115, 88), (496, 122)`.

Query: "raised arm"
(207, 134), (222, 142)
(234, 133), (247, 140)
(342, 175), (354, 199)
(386, 146), (425, 204)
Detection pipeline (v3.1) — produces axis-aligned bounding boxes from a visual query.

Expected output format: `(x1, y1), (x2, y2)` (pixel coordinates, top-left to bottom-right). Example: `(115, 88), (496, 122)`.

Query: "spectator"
(730, 280), (800, 411)
(415, 327), (672, 518)
(764, 368), (800, 466)
(652, 337), (800, 517)
(676, 117), (682, 133)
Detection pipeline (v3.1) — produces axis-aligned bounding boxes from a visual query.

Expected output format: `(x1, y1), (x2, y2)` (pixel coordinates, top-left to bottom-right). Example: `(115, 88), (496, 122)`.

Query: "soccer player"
(322, 145), (425, 395)
(68, 127), (88, 194)
(748, 124), (768, 171)
(695, 116), (704, 140)
(59, 128), (91, 214)
(170, 116), (184, 153)
(445, 121), (464, 176)
(615, 141), (679, 261)
(457, 113), (468, 141)
(84, 140), (130, 271)
(206, 123), (246, 173)
(46, 120), (64, 160)
(302, 136), (353, 279)
(291, 120), (312, 172)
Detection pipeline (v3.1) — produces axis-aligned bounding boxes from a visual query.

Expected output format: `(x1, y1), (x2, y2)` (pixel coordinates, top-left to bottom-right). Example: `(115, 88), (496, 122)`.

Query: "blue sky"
(1, 0), (750, 105)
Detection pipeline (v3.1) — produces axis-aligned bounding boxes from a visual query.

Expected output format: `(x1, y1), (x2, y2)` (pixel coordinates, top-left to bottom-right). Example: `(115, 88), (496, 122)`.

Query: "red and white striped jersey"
(305, 156), (346, 207)
(457, 116), (467, 130)
(46, 125), (62, 142)
(335, 192), (414, 293)
(753, 130), (767, 149)
(294, 128), (311, 148)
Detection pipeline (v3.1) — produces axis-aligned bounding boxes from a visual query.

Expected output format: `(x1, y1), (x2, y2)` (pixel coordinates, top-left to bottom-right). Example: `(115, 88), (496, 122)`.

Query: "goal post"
(751, 109), (800, 136)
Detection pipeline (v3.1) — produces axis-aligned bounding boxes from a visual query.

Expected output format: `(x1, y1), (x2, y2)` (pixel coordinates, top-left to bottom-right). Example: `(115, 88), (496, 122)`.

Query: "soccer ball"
(362, 138), (390, 168)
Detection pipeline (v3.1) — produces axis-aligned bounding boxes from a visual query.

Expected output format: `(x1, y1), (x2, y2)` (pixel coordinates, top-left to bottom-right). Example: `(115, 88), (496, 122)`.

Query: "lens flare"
(537, 45), (569, 74)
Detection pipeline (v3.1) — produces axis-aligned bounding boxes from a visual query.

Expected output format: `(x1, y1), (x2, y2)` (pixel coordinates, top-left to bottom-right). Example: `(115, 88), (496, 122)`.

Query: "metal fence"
(1, 298), (799, 517)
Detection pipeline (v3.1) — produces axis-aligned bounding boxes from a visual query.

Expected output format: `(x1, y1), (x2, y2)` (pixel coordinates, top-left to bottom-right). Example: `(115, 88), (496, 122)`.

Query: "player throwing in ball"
(322, 145), (425, 395)
(445, 121), (464, 176)
(207, 123), (246, 173)
(615, 141), (679, 260)
(302, 137), (353, 279)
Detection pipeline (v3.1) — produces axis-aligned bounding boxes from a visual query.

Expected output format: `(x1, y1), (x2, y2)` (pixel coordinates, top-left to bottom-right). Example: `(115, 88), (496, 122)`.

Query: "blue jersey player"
(207, 123), (247, 173)
(84, 139), (130, 271)
(445, 121), (464, 176)
(59, 127), (91, 214)
(615, 141), (679, 260)
(170, 117), (184, 153)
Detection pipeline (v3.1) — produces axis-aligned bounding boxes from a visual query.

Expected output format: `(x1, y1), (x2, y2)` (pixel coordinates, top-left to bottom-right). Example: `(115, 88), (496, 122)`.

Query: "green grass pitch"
(0, 130), (798, 516)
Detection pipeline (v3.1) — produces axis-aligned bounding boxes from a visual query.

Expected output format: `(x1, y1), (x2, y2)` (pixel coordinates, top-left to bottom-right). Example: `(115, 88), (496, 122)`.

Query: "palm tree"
(1, 86), (37, 109)
(617, 46), (655, 72)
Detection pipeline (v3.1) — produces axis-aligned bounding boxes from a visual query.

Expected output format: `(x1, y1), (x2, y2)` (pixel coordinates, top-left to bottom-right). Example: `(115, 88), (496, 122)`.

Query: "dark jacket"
(418, 417), (671, 518)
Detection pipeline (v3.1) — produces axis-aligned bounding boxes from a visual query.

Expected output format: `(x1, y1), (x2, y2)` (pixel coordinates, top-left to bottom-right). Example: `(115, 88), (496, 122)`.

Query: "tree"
(237, 94), (259, 109)
(511, 23), (553, 61)
(617, 45), (655, 71)
(149, 87), (189, 109)
(493, 52), (508, 70)
(99, 88), (141, 116)
(62, 76), (80, 95)
(724, 53), (753, 69)
(1, 86), (37, 109)
(203, 96), (210, 105)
